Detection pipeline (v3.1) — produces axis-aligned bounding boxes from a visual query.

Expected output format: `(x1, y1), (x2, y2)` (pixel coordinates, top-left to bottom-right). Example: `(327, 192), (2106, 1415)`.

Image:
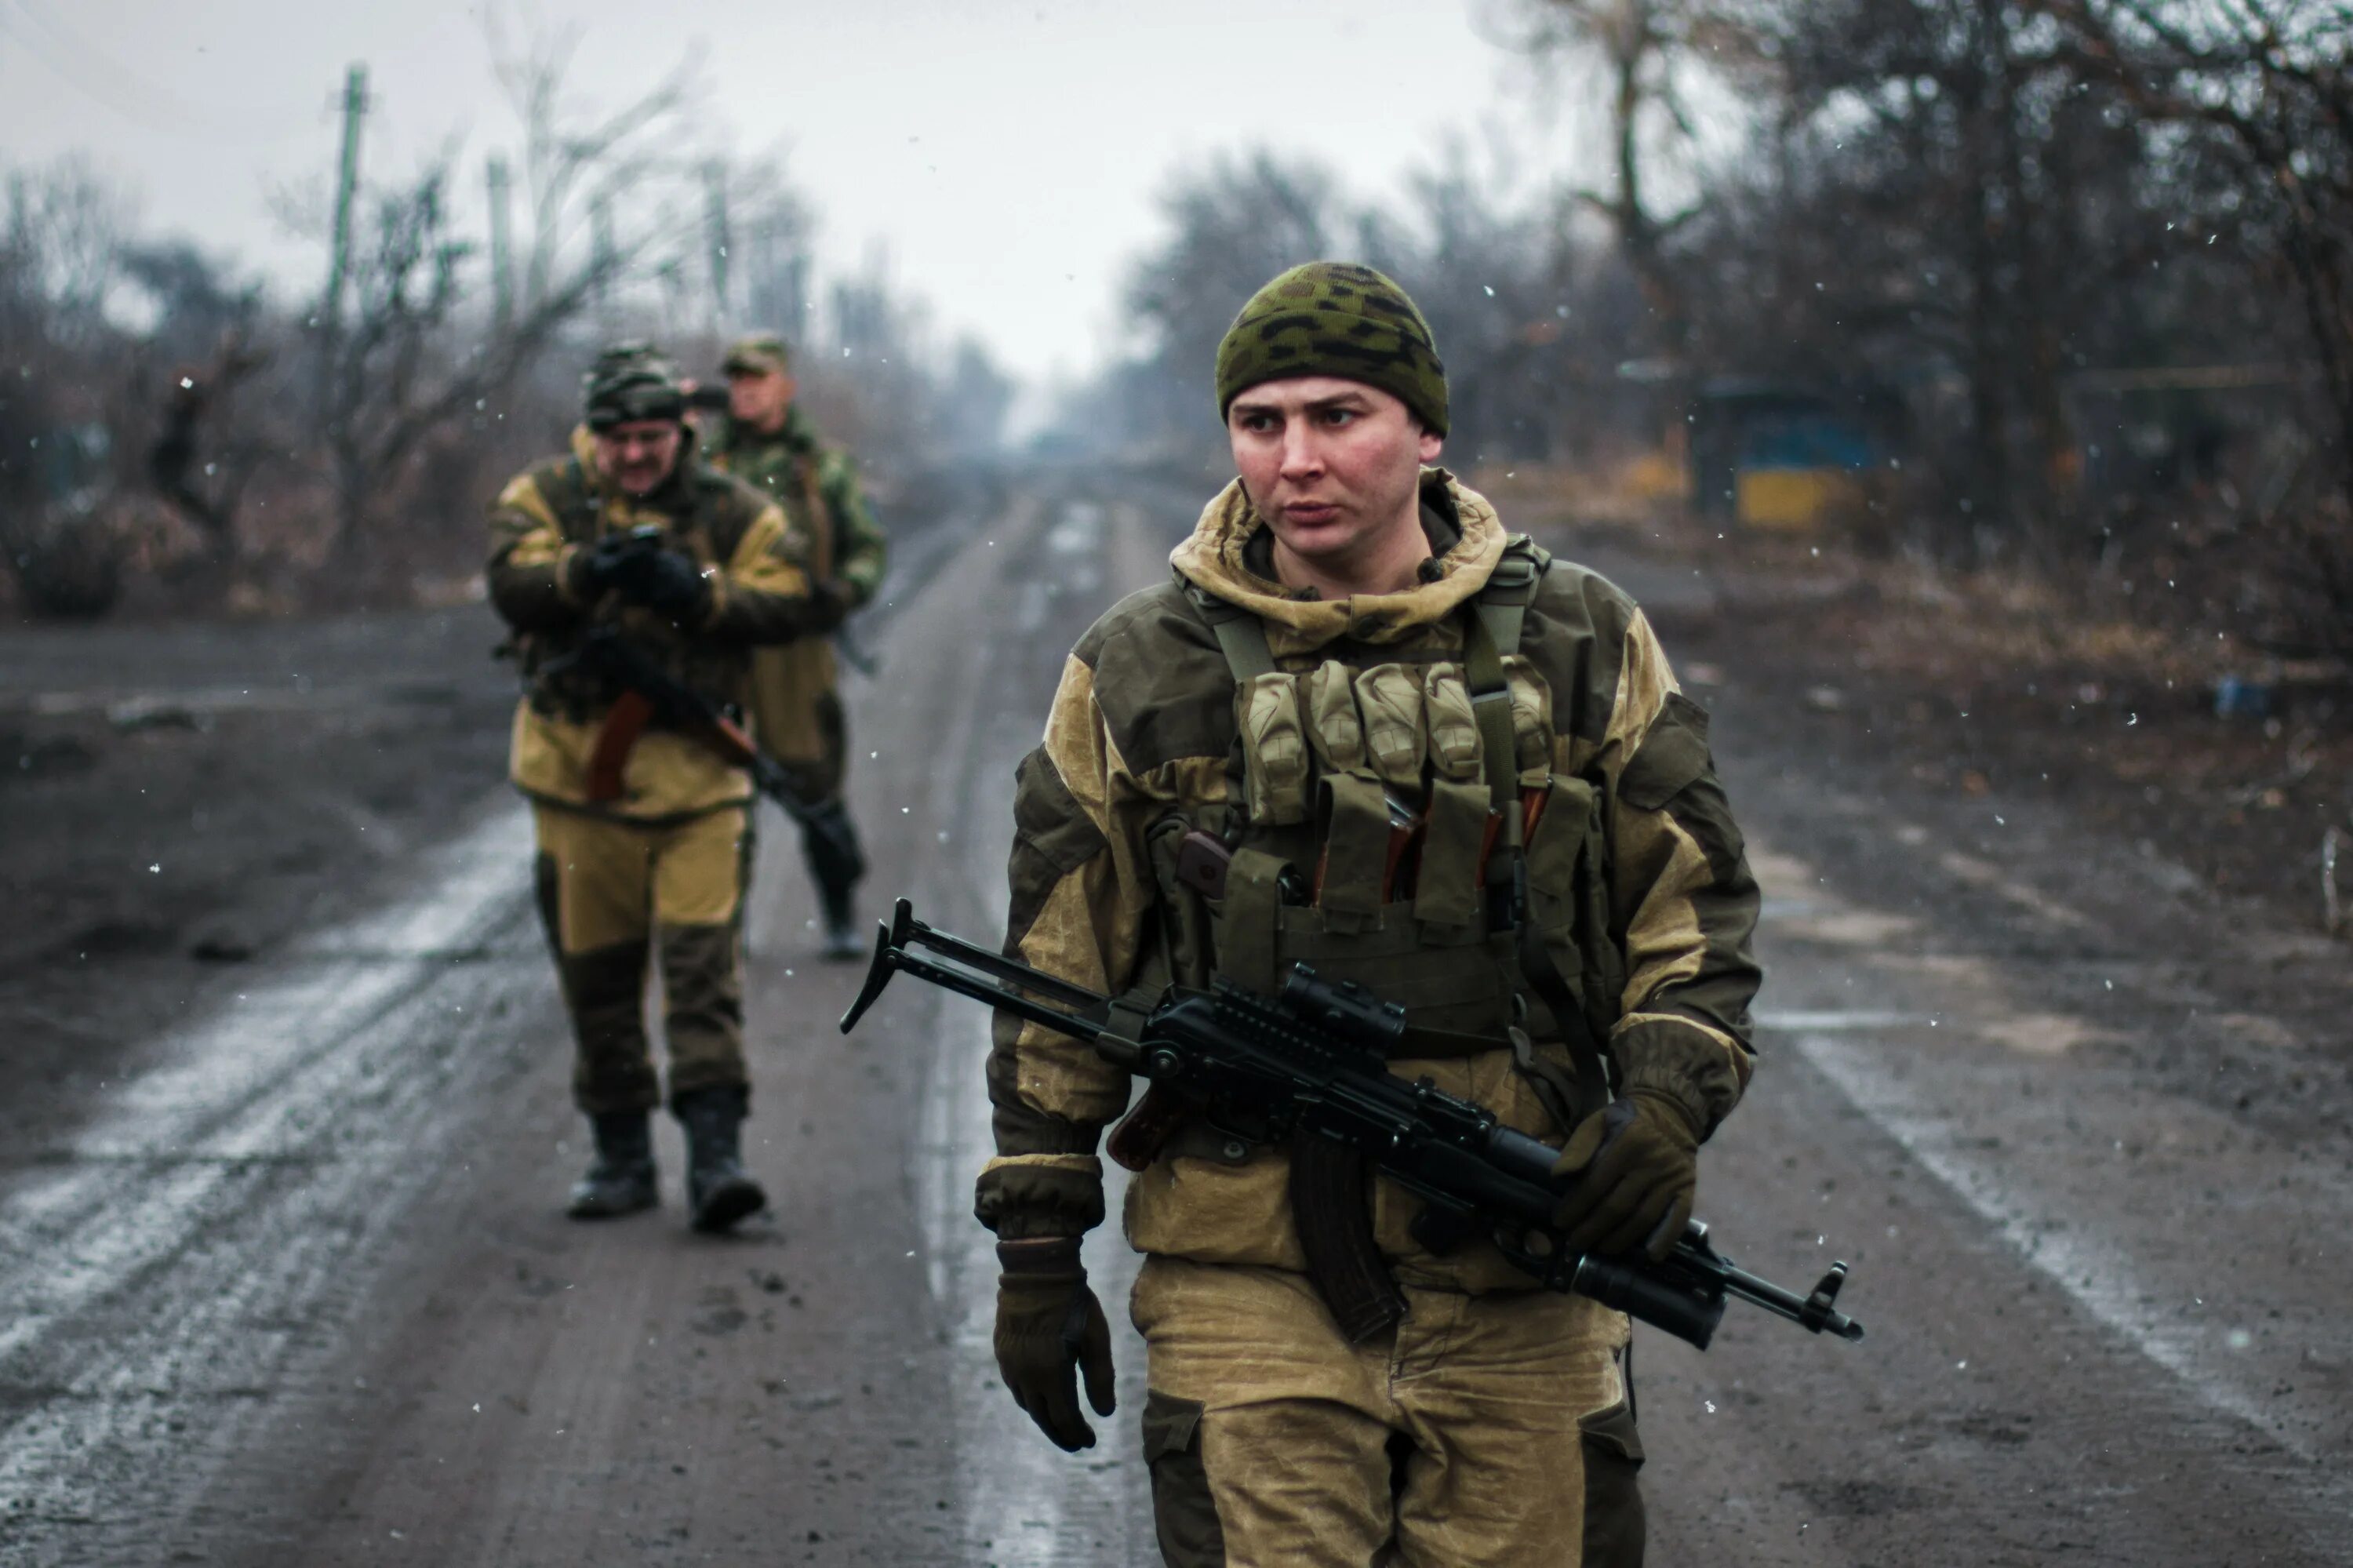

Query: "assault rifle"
(550, 624), (864, 881)
(841, 900), (1864, 1352)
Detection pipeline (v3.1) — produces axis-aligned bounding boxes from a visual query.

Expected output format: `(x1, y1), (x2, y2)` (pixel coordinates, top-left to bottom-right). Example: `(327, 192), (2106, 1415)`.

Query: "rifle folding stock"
(841, 899), (1866, 1351)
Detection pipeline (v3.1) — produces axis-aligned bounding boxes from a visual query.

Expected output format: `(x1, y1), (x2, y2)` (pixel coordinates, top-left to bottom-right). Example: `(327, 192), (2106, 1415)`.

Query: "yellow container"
(1736, 467), (1860, 531)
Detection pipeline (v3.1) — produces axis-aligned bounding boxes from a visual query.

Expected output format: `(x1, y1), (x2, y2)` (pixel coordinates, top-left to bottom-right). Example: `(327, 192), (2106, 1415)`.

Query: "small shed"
(1688, 378), (1901, 529)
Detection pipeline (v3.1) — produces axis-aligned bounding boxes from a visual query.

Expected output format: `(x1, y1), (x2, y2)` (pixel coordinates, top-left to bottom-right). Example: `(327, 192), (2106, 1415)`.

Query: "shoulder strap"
(1473, 533), (1547, 660)
(1184, 582), (1278, 682)
(797, 452), (835, 580)
(550, 456), (601, 540)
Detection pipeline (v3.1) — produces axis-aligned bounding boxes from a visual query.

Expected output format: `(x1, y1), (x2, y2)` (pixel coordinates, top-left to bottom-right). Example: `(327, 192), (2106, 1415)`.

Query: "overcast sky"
(0, 0), (1595, 387)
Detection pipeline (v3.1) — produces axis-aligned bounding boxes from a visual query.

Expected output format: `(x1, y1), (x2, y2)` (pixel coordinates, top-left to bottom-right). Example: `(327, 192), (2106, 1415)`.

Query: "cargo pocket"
(1579, 1397), (1647, 1567)
(1524, 773), (1624, 1050)
(1502, 655), (1556, 783)
(1617, 691), (1713, 813)
(1304, 660), (1369, 776)
(1355, 664), (1427, 788)
(1316, 772), (1398, 927)
(1421, 664), (1481, 782)
(1142, 1390), (1227, 1567)
(1236, 671), (1311, 826)
(1524, 774), (1599, 954)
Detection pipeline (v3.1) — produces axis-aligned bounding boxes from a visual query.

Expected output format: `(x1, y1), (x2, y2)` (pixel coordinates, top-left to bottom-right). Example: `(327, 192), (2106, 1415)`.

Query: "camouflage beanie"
(1213, 262), (1448, 435)
(582, 341), (686, 430)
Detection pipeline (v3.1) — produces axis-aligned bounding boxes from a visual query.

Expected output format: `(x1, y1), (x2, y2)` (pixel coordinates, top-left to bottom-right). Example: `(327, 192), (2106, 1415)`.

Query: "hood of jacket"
(1169, 467), (1507, 658)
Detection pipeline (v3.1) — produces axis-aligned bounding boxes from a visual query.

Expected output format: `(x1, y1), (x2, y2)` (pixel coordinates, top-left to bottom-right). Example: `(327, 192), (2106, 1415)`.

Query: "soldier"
(704, 333), (887, 960)
(487, 346), (852, 1231)
(975, 264), (1762, 1564)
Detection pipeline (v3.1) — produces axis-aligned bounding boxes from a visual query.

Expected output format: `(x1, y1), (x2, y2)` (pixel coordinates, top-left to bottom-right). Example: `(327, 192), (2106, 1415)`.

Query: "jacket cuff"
(555, 544), (592, 607)
(1609, 1014), (1749, 1140)
(975, 1155), (1105, 1240)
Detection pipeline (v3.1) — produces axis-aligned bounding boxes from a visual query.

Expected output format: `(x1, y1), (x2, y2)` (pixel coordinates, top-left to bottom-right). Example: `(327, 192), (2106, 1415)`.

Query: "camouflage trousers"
(530, 802), (751, 1115)
(1130, 1256), (1645, 1567)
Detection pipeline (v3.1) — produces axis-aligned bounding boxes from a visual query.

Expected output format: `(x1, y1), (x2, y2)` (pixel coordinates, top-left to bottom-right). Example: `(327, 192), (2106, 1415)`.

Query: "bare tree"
(0, 157), (140, 615)
(1490, 0), (1766, 362)
(289, 23), (705, 569)
(2046, 2), (2353, 506)
(484, 14), (703, 325)
(308, 157), (653, 566)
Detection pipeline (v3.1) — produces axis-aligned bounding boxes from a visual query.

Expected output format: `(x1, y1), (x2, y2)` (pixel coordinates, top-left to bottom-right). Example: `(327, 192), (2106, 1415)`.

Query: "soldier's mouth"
(1282, 501), (1341, 525)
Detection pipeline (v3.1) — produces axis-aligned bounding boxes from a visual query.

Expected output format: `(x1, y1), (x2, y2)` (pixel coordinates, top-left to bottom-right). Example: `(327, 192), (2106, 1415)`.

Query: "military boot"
(676, 1086), (767, 1233)
(817, 878), (864, 962)
(566, 1111), (658, 1219)
(800, 801), (867, 962)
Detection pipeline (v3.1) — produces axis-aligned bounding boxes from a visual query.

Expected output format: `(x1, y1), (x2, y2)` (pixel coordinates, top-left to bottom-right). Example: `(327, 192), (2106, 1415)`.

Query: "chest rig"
(509, 457), (734, 726)
(1156, 535), (1624, 1139)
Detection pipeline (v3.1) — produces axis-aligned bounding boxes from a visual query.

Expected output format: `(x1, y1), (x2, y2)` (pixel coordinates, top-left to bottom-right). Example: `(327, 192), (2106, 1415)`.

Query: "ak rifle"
(840, 900), (1866, 1352)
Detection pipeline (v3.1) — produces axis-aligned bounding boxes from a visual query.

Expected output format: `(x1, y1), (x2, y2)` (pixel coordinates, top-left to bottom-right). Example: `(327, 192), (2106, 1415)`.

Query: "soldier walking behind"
(487, 348), (852, 1230)
(705, 333), (887, 960)
(975, 264), (1762, 1563)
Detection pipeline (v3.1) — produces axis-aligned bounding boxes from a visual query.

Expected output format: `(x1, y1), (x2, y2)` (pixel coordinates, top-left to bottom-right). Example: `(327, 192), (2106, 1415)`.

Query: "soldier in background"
(704, 333), (887, 960)
(487, 346), (850, 1230)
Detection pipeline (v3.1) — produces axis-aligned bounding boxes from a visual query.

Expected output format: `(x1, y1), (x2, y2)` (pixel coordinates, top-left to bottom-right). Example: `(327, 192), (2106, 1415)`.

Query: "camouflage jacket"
(976, 470), (1762, 1293)
(486, 425), (830, 820)
(707, 406), (888, 608)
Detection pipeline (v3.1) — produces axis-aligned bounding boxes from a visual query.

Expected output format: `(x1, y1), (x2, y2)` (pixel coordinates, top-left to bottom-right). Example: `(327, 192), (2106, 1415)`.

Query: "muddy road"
(2, 473), (2346, 1566)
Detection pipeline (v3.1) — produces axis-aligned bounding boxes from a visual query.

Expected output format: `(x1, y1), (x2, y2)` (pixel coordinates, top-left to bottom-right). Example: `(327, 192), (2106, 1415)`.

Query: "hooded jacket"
(976, 469), (1762, 1294)
(705, 406), (889, 766)
(486, 425), (825, 821)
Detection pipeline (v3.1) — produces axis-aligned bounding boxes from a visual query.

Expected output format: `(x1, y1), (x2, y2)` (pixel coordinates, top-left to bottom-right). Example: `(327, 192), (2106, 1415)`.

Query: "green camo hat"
(1214, 261), (1448, 435)
(583, 342), (685, 430)
(722, 333), (792, 376)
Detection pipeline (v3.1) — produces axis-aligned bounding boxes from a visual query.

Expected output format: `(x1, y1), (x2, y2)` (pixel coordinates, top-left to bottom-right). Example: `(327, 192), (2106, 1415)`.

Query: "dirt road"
(2, 474), (2346, 1566)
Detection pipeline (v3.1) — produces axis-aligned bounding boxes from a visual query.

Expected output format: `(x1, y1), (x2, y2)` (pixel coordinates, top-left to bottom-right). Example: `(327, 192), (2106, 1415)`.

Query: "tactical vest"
(1147, 535), (1627, 1133)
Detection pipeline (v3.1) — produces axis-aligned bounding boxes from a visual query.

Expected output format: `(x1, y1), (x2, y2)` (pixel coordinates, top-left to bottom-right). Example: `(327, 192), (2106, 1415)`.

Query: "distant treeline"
(0, 28), (1013, 620)
(1078, 0), (2353, 657)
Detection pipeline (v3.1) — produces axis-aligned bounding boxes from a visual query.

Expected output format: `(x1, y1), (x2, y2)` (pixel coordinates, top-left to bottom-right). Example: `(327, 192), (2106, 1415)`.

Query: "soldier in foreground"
(704, 333), (887, 960)
(975, 264), (1762, 1563)
(487, 348), (851, 1230)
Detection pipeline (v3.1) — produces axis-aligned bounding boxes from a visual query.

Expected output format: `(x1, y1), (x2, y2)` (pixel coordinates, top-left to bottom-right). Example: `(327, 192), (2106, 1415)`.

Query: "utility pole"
(702, 159), (731, 329)
(322, 64), (369, 329)
(591, 193), (616, 333)
(486, 155), (515, 332)
(315, 62), (369, 421)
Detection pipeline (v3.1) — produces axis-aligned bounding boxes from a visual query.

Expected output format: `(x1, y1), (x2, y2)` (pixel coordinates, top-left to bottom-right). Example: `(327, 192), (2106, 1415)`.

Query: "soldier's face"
(592, 419), (684, 496)
(1228, 377), (1443, 569)
(727, 367), (795, 429)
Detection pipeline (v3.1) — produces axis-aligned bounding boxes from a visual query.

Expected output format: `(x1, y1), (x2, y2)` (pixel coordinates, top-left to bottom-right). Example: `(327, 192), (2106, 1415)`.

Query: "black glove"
(612, 546), (713, 623)
(801, 579), (859, 635)
(993, 1236), (1116, 1451)
(1548, 1088), (1702, 1261)
(569, 532), (657, 598)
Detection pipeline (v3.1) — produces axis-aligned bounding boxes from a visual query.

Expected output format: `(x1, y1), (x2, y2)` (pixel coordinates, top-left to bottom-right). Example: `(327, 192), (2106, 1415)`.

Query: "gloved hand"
(800, 578), (860, 635)
(993, 1235), (1116, 1451)
(1548, 1088), (1702, 1261)
(612, 545), (713, 622)
(569, 531), (658, 598)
